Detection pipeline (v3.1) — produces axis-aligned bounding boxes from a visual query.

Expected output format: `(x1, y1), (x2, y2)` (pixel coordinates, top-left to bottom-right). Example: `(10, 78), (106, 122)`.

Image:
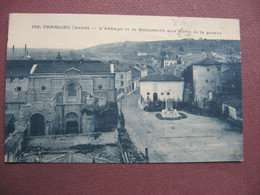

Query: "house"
(6, 58), (117, 137)
(221, 95), (243, 122)
(139, 73), (184, 103)
(130, 66), (142, 90)
(222, 62), (242, 95)
(146, 65), (155, 75)
(114, 65), (132, 94)
(184, 58), (222, 107)
(134, 64), (148, 78)
(163, 59), (177, 68)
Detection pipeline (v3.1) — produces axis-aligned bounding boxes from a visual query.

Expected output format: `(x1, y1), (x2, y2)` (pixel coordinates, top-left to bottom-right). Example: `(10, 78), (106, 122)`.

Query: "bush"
(144, 100), (165, 112)
(95, 102), (119, 132)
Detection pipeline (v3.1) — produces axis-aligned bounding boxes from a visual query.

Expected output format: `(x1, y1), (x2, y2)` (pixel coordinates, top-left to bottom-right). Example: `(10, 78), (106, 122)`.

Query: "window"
(10, 77), (15, 83)
(18, 77), (24, 82)
(120, 81), (124, 87)
(161, 92), (164, 95)
(120, 74), (124, 79)
(167, 92), (170, 95)
(218, 66), (221, 71)
(98, 84), (102, 89)
(16, 87), (21, 91)
(68, 83), (77, 96)
(206, 80), (208, 83)
(207, 68), (210, 72)
(41, 86), (46, 91)
(147, 92), (150, 95)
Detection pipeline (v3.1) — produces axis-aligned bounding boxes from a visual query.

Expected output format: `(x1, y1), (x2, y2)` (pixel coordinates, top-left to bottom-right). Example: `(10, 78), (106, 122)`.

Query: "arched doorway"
(65, 112), (79, 134)
(153, 92), (158, 102)
(30, 114), (45, 136)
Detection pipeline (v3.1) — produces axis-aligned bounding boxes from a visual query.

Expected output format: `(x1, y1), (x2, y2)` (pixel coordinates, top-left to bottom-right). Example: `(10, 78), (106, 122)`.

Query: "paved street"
(121, 89), (243, 163)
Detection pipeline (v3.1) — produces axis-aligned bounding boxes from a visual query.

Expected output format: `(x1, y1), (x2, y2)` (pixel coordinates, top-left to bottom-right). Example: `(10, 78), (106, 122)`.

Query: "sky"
(7, 14), (240, 50)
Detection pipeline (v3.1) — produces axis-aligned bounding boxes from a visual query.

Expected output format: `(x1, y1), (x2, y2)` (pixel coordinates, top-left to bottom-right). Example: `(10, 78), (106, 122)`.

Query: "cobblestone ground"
(121, 89), (243, 163)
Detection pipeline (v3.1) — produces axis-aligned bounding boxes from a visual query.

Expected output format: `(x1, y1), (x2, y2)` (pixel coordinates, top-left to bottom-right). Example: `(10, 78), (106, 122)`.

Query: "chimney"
(25, 44), (27, 55)
(110, 64), (115, 73)
(12, 45), (15, 59)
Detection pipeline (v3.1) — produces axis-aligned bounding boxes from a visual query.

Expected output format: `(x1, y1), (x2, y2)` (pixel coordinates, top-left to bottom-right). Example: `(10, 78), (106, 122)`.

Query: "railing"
(117, 139), (132, 163)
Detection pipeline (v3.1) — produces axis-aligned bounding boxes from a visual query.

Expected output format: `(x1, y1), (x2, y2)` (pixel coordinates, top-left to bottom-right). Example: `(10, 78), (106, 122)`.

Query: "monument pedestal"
(161, 108), (181, 119)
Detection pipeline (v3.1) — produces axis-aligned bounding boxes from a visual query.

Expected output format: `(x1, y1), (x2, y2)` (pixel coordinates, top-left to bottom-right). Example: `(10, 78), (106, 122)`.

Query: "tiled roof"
(114, 65), (131, 72)
(192, 57), (221, 66)
(6, 60), (52, 77)
(33, 61), (111, 74)
(6, 60), (111, 76)
(140, 74), (183, 82)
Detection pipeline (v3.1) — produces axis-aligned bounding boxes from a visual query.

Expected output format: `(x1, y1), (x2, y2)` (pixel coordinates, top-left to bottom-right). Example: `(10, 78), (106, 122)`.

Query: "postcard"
(5, 14), (242, 163)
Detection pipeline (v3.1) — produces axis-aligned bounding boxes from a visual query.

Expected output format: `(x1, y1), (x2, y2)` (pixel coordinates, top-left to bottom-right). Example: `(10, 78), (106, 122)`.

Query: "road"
(121, 89), (243, 163)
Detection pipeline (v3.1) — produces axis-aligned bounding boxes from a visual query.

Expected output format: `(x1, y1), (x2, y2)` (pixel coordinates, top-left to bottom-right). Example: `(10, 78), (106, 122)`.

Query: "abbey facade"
(6, 60), (116, 137)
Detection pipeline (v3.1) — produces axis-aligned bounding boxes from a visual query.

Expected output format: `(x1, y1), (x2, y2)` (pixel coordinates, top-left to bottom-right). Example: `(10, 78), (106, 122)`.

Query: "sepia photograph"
(4, 14), (243, 163)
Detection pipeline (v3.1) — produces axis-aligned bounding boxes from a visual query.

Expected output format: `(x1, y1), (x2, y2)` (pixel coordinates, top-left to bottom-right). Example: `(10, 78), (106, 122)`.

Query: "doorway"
(30, 114), (45, 136)
(153, 92), (158, 102)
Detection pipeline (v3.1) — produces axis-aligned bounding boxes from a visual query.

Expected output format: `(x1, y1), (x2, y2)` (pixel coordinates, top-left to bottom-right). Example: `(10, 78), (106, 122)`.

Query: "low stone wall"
(5, 122), (27, 162)
(25, 131), (118, 150)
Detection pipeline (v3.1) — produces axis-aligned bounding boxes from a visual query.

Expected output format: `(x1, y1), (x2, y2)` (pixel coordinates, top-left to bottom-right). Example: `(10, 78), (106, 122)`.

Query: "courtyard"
(121, 89), (243, 163)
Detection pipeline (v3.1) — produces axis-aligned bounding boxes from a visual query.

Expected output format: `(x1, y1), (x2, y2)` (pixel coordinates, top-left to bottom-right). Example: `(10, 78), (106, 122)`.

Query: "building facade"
(191, 58), (222, 106)
(114, 65), (132, 94)
(6, 59), (117, 137)
(140, 74), (184, 102)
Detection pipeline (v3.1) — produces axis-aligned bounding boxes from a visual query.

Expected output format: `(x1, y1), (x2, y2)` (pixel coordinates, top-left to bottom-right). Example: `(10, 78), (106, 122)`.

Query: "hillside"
(7, 39), (241, 61)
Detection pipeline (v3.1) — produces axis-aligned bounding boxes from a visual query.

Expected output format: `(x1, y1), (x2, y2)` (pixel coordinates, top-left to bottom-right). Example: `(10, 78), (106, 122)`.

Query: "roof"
(114, 65), (131, 72)
(222, 62), (242, 73)
(140, 74), (183, 82)
(6, 60), (48, 77)
(33, 61), (111, 75)
(6, 60), (111, 77)
(146, 65), (155, 73)
(192, 57), (222, 66)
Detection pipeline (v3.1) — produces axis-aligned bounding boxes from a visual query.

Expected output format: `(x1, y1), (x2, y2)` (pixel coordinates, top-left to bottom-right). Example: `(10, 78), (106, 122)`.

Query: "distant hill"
(7, 39), (241, 60)
(82, 39), (241, 59)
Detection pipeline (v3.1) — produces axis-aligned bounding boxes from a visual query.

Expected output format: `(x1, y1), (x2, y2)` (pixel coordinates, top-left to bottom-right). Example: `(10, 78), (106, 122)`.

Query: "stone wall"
(25, 131), (118, 150)
(5, 122), (27, 162)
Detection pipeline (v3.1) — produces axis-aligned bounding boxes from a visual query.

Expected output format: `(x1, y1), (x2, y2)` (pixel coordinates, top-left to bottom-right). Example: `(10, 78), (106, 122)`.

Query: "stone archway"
(65, 112), (79, 134)
(30, 113), (45, 136)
